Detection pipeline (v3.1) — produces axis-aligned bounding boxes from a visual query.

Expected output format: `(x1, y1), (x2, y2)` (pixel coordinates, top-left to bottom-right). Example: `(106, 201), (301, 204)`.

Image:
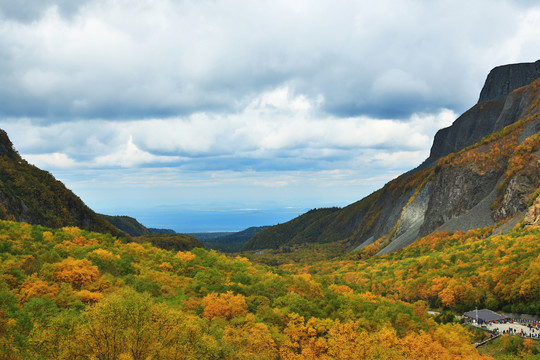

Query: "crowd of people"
(485, 319), (540, 339)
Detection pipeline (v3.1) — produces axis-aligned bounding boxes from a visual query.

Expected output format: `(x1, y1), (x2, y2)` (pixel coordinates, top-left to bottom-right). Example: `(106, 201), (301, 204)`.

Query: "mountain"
(244, 60), (540, 253)
(134, 233), (203, 251)
(0, 130), (125, 238)
(195, 226), (270, 252)
(422, 59), (540, 168)
(101, 214), (176, 236)
(101, 214), (151, 236)
(101, 214), (198, 250)
(148, 227), (176, 234)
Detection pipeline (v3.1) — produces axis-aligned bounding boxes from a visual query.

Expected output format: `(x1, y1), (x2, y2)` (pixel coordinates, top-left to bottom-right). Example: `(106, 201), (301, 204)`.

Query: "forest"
(0, 218), (538, 359)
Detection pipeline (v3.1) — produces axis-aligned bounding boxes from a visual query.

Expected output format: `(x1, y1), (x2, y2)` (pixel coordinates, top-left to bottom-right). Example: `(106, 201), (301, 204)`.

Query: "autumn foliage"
(53, 257), (100, 289)
(0, 219), (534, 359)
(202, 291), (248, 319)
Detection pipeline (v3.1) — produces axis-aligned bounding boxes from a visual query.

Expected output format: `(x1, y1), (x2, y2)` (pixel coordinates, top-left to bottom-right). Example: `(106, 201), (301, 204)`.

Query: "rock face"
(494, 151), (540, 222)
(354, 187), (415, 244)
(424, 100), (504, 166)
(419, 167), (502, 236)
(376, 184), (430, 255)
(478, 60), (540, 103)
(424, 60), (540, 167)
(524, 195), (540, 226)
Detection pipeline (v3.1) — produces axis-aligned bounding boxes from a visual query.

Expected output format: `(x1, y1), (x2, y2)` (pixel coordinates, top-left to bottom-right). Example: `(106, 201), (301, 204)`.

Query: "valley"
(0, 60), (539, 359)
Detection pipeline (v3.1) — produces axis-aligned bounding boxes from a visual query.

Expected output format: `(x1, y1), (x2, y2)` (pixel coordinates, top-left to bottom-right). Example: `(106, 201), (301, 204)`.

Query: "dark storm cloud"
(0, 0), (539, 187)
(0, 0), (538, 123)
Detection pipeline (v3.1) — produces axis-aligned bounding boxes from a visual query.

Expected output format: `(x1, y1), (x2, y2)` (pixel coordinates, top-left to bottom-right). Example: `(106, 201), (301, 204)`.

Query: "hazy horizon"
(1, 0), (539, 232)
(111, 206), (312, 233)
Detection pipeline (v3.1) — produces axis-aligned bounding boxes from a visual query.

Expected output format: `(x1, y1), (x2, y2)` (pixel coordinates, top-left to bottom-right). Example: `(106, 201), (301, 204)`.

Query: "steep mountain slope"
(102, 214), (178, 236)
(198, 226), (270, 252)
(245, 60), (540, 252)
(101, 214), (151, 236)
(0, 130), (125, 238)
(423, 59), (540, 168)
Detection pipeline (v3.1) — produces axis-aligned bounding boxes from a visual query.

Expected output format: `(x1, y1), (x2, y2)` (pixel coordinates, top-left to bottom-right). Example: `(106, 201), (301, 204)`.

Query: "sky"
(0, 0), (539, 232)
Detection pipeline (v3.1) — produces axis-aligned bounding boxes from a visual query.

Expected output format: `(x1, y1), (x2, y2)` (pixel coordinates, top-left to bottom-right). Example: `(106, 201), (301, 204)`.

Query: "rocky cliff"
(423, 60), (540, 168)
(245, 60), (540, 253)
(423, 100), (504, 167)
(478, 60), (540, 103)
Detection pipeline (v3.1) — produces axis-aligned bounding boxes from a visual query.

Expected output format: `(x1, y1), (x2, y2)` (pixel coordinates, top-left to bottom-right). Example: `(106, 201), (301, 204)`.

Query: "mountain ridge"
(478, 59), (540, 103)
(100, 214), (177, 236)
(193, 226), (270, 252)
(0, 130), (125, 238)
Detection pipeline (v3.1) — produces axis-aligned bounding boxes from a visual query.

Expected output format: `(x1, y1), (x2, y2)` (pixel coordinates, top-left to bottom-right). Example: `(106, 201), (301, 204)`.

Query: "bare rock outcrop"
(423, 60), (540, 169)
(494, 152), (540, 222)
(419, 167), (502, 237)
(424, 100), (504, 165)
(523, 195), (540, 226)
(478, 60), (540, 104)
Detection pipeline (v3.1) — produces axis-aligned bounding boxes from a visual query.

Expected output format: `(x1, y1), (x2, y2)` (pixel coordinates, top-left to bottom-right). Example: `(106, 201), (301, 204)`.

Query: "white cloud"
(372, 151), (425, 168)
(8, 86), (457, 176)
(93, 136), (182, 167)
(0, 0), (538, 224)
(0, 0), (538, 120)
(24, 152), (77, 169)
(371, 69), (430, 100)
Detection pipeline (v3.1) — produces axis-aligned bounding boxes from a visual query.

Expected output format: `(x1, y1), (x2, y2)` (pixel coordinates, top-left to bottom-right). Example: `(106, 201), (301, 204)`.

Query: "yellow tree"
(201, 291), (248, 320)
(222, 315), (279, 360)
(67, 288), (181, 360)
(53, 257), (100, 290)
(18, 277), (59, 303)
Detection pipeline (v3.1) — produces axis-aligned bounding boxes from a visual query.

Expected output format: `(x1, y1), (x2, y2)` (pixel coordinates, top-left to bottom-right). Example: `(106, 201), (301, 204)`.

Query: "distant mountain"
(243, 209), (340, 250)
(148, 227), (176, 234)
(187, 232), (235, 241)
(244, 60), (540, 253)
(101, 214), (151, 236)
(195, 226), (270, 252)
(101, 214), (177, 236)
(0, 130), (124, 238)
(134, 233), (203, 252)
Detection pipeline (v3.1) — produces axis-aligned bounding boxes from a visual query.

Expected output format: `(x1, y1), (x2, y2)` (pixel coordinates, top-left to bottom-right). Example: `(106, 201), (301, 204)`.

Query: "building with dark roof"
(463, 309), (509, 324)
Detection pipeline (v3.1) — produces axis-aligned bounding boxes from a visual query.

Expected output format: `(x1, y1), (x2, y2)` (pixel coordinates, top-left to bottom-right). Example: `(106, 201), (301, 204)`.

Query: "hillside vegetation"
(134, 233), (203, 252)
(199, 226), (270, 252)
(0, 130), (124, 238)
(0, 219), (497, 359)
(100, 215), (151, 237)
(244, 217), (540, 315)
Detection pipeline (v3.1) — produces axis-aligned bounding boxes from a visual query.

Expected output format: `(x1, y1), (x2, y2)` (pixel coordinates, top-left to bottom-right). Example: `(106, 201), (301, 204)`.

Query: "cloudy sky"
(1, 0), (539, 231)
